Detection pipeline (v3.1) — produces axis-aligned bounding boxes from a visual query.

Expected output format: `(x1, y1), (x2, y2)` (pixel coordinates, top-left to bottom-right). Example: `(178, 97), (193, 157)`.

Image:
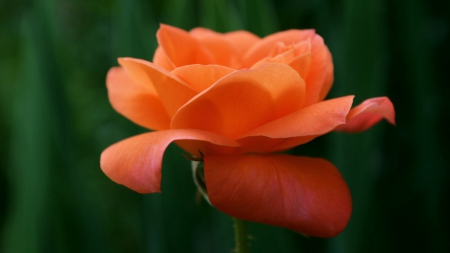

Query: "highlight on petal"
(172, 64), (236, 93)
(224, 30), (260, 54)
(171, 63), (306, 140)
(243, 29), (315, 67)
(153, 46), (175, 71)
(100, 129), (240, 194)
(335, 97), (396, 133)
(190, 28), (242, 68)
(118, 57), (197, 118)
(157, 24), (215, 67)
(241, 96), (354, 139)
(204, 154), (352, 237)
(106, 67), (170, 130)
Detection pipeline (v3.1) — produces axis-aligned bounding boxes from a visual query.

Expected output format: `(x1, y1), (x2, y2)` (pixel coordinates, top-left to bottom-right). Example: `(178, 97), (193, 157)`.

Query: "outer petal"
(118, 58), (197, 118)
(172, 64), (236, 93)
(204, 154), (352, 237)
(303, 35), (332, 107)
(106, 67), (170, 130)
(243, 29), (315, 67)
(157, 24), (215, 67)
(335, 97), (396, 133)
(190, 28), (242, 68)
(171, 63), (306, 140)
(319, 47), (334, 101)
(241, 96), (354, 139)
(224, 30), (260, 55)
(100, 129), (240, 194)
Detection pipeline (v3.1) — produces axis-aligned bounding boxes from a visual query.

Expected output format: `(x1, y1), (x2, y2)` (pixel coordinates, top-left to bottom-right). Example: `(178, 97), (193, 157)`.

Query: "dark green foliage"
(0, 0), (449, 252)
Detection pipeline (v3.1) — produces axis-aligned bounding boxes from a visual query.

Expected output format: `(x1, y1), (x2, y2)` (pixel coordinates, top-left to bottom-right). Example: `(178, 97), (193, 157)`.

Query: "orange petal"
(224, 30), (260, 54)
(190, 28), (242, 68)
(335, 97), (396, 133)
(303, 35), (332, 107)
(171, 63), (306, 140)
(153, 46), (175, 71)
(100, 129), (240, 193)
(318, 46), (334, 101)
(243, 29), (315, 67)
(156, 24), (215, 67)
(118, 57), (197, 118)
(106, 67), (170, 130)
(204, 154), (352, 237)
(172, 64), (236, 92)
(241, 96), (354, 139)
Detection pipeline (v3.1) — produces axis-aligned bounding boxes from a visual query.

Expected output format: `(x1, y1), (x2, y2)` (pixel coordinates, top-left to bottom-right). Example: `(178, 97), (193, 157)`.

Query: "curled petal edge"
(100, 129), (240, 194)
(335, 96), (396, 133)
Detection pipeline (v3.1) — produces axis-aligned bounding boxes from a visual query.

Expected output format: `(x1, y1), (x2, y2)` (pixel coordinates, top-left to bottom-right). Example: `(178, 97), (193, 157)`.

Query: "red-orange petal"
(172, 64), (236, 93)
(100, 129), (240, 193)
(171, 63), (306, 140)
(241, 96), (354, 139)
(106, 67), (170, 130)
(335, 97), (396, 133)
(243, 29), (315, 67)
(224, 30), (260, 55)
(204, 154), (352, 237)
(156, 24), (215, 67)
(118, 57), (197, 118)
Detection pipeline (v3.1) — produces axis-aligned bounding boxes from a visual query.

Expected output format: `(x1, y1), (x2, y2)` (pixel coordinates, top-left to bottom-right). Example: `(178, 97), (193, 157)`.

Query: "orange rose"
(101, 24), (395, 237)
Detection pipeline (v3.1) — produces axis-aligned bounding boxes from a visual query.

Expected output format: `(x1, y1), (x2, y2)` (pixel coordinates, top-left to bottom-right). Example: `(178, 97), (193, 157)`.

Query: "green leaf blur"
(1, 0), (449, 252)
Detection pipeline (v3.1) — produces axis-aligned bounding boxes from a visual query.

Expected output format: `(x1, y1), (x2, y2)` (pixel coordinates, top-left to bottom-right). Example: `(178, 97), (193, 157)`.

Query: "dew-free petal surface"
(172, 64), (235, 93)
(118, 58), (197, 118)
(335, 97), (396, 133)
(302, 35), (331, 107)
(241, 96), (354, 139)
(157, 24), (215, 67)
(190, 28), (242, 68)
(224, 30), (260, 55)
(106, 67), (170, 130)
(153, 46), (175, 71)
(171, 63), (306, 140)
(100, 129), (240, 194)
(204, 154), (352, 237)
(243, 29), (315, 67)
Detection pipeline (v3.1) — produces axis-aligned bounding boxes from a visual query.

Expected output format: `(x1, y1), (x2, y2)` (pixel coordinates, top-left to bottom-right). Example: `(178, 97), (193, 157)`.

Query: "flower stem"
(233, 217), (249, 253)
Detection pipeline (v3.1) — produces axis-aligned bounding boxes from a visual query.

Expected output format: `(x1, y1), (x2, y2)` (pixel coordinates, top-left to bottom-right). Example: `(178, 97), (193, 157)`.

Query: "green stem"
(233, 217), (249, 253)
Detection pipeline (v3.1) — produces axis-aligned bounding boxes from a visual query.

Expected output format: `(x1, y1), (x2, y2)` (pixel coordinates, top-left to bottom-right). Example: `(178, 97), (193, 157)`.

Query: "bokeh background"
(1, 0), (449, 252)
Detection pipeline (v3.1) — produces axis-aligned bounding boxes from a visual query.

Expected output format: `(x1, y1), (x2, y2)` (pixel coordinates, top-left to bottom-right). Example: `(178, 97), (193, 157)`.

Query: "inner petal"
(171, 63), (306, 140)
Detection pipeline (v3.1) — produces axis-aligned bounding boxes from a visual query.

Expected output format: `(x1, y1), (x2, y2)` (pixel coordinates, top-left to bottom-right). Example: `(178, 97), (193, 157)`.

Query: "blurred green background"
(1, 0), (449, 252)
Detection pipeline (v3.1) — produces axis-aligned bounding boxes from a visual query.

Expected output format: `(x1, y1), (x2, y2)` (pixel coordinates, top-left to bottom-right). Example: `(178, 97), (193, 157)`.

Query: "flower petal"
(172, 64), (236, 93)
(171, 63), (306, 140)
(100, 129), (240, 194)
(118, 57), (197, 118)
(303, 35), (333, 107)
(204, 154), (352, 237)
(335, 97), (396, 133)
(153, 46), (175, 71)
(224, 30), (260, 54)
(106, 67), (170, 130)
(190, 28), (242, 68)
(156, 24), (215, 67)
(241, 96), (354, 139)
(243, 29), (315, 67)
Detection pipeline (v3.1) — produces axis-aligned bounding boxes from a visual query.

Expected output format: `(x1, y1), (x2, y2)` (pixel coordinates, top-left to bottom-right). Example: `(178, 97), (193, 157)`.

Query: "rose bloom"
(101, 24), (395, 237)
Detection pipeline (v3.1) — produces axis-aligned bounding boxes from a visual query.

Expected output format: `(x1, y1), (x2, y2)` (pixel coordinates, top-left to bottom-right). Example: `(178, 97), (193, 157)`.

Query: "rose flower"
(101, 24), (395, 238)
